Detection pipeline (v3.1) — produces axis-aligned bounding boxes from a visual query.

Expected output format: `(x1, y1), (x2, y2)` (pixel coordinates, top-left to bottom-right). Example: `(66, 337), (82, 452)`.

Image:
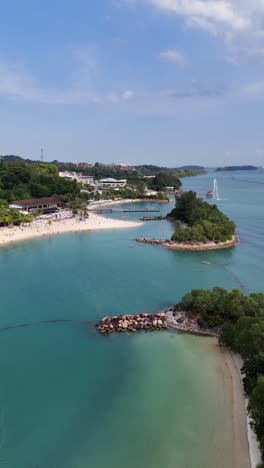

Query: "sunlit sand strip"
(0, 213), (143, 248)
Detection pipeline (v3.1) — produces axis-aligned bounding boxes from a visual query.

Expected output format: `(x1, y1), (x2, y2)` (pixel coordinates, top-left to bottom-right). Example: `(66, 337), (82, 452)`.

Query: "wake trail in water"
(0, 319), (95, 334)
(231, 176), (264, 185)
(209, 261), (247, 293)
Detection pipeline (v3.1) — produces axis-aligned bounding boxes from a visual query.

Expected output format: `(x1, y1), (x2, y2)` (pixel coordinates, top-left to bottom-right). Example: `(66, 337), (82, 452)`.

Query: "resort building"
(59, 171), (95, 186)
(98, 178), (127, 189)
(77, 176), (95, 186)
(59, 171), (78, 181)
(9, 196), (61, 214)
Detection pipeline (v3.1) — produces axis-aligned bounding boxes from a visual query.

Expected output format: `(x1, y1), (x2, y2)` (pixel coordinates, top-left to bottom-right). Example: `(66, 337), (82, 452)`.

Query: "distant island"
(216, 165), (258, 171)
(176, 165), (205, 171)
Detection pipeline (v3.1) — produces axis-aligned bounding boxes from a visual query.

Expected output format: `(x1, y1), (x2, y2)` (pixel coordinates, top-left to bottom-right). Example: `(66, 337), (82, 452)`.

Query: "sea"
(0, 169), (263, 468)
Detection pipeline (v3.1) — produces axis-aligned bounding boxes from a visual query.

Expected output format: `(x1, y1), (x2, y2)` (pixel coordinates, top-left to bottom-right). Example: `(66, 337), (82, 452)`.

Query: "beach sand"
(217, 346), (261, 468)
(0, 213), (143, 248)
(231, 353), (262, 468)
(89, 198), (172, 209)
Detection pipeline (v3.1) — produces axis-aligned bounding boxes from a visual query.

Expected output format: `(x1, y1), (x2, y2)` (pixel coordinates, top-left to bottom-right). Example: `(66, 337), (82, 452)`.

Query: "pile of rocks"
(139, 216), (165, 221)
(96, 312), (168, 335)
(136, 237), (164, 245)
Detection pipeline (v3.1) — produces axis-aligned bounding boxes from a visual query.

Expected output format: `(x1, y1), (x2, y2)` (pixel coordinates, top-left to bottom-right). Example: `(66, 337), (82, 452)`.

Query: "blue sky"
(1, 0), (264, 166)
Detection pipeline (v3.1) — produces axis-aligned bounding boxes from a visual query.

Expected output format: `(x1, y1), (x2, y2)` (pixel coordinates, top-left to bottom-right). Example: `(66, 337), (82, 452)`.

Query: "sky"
(1, 0), (264, 167)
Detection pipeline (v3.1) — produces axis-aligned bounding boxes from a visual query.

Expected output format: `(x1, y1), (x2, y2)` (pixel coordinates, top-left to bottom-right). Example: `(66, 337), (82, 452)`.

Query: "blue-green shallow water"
(0, 170), (263, 467)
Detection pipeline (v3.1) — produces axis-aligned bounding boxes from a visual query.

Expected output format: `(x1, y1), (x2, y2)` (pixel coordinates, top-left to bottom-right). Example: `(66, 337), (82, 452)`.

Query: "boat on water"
(206, 179), (220, 201)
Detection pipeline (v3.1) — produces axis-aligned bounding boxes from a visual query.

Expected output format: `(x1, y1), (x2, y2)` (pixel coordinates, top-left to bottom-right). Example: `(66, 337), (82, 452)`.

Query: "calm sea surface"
(0, 170), (263, 467)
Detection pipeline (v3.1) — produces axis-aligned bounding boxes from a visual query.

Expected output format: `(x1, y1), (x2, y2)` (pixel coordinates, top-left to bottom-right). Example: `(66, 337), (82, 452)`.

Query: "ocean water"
(0, 169), (263, 467)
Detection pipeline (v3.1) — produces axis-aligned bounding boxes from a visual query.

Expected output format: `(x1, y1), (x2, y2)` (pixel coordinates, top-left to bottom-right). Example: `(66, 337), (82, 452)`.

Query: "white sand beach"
(231, 353), (262, 468)
(89, 198), (172, 209)
(0, 213), (143, 248)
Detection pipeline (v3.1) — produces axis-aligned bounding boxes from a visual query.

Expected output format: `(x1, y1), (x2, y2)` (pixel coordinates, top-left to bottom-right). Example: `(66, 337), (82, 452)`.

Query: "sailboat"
(206, 179), (221, 201)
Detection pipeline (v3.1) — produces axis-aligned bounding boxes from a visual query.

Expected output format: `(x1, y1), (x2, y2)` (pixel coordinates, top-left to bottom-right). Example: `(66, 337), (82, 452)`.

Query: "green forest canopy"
(169, 191), (235, 243)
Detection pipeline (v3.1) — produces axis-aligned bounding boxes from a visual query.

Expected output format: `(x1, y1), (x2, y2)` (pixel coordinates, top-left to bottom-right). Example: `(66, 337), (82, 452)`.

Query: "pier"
(122, 209), (160, 213)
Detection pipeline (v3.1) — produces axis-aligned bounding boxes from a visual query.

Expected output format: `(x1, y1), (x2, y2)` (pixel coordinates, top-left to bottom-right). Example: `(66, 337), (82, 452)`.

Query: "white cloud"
(122, 89), (135, 99)
(146, 0), (251, 33)
(159, 48), (187, 64)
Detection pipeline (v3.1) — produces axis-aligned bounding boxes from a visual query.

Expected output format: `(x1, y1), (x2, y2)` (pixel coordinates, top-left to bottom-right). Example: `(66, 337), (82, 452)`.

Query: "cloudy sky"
(1, 0), (264, 166)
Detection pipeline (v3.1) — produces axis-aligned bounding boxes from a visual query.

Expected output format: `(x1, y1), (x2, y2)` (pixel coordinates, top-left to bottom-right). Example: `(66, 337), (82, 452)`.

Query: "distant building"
(77, 176), (95, 186)
(9, 196), (61, 214)
(118, 164), (136, 171)
(59, 172), (95, 186)
(98, 178), (127, 189)
(59, 171), (78, 181)
(166, 186), (175, 191)
(145, 189), (157, 196)
(76, 162), (93, 168)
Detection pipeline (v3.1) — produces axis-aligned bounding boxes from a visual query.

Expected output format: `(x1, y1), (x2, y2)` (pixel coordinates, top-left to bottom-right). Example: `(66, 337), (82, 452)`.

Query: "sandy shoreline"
(231, 353), (262, 468)
(0, 213), (143, 248)
(89, 198), (172, 209)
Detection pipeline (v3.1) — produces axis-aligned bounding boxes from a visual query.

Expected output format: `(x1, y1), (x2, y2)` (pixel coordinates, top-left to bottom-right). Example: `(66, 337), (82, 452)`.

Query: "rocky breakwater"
(136, 235), (240, 251)
(139, 216), (166, 221)
(96, 312), (168, 335)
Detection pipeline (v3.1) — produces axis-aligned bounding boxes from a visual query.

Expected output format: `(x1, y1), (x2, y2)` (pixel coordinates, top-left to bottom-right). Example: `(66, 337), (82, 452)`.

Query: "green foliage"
(0, 204), (32, 226)
(242, 354), (264, 396)
(0, 160), (81, 202)
(56, 162), (204, 184)
(248, 376), (264, 461)
(170, 191), (235, 243)
(177, 288), (264, 332)
(145, 171), (182, 191)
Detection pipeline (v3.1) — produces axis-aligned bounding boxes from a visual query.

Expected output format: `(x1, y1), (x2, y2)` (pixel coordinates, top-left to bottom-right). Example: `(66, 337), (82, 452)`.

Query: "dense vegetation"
(56, 161), (205, 181)
(169, 191), (235, 243)
(0, 160), (80, 202)
(144, 171), (182, 191)
(0, 200), (33, 226)
(175, 287), (264, 466)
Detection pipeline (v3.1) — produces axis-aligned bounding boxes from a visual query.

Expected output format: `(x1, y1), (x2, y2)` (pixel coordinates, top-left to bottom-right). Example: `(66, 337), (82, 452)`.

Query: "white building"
(98, 178), (127, 189)
(77, 176), (95, 186)
(59, 171), (78, 181)
(59, 172), (95, 186)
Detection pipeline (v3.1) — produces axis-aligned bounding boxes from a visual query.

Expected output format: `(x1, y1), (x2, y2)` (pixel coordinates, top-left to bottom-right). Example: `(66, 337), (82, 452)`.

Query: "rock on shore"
(96, 312), (168, 335)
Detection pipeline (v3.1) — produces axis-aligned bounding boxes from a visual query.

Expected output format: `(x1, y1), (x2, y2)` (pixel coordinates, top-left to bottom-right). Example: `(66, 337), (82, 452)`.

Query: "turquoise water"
(0, 170), (263, 467)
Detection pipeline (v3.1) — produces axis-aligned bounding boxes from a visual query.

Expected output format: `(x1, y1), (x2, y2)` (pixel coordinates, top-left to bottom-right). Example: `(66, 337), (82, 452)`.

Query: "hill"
(216, 165), (258, 171)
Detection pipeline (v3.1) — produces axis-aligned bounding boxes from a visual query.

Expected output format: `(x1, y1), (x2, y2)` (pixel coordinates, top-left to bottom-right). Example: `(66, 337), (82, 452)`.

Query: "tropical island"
(96, 287), (264, 468)
(216, 165), (258, 171)
(136, 190), (238, 250)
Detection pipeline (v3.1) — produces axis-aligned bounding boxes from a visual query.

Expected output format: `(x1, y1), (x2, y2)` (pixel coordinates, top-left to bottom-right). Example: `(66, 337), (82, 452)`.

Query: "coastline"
(217, 346), (252, 468)
(89, 198), (172, 209)
(136, 234), (240, 251)
(231, 353), (262, 468)
(0, 213), (143, 248)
